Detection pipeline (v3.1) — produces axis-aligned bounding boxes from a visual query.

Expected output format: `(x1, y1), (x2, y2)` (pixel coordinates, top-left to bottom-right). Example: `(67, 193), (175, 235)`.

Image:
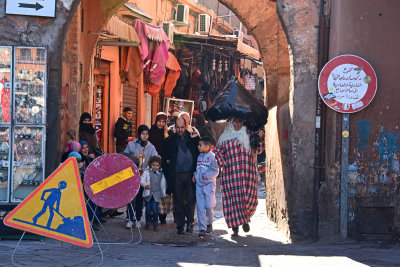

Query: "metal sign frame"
(0, 46), (47, 203)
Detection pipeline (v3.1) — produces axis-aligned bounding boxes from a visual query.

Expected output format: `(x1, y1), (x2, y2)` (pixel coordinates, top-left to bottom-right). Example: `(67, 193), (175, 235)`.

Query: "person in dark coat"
(148, 112), (171, 224)
(148, 112), (168, 155)
(114, 107), (133, 153)
(79, 112), (103, 157)
(163, 117), (200, 234)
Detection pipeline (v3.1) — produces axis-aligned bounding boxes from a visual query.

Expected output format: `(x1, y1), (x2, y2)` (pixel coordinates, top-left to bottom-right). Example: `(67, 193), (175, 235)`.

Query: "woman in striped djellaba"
(214, 118), (261, 237)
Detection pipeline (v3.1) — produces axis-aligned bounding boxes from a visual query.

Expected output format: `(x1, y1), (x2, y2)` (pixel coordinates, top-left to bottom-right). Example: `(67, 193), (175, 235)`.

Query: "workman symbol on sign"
(32, 181), (67, 229)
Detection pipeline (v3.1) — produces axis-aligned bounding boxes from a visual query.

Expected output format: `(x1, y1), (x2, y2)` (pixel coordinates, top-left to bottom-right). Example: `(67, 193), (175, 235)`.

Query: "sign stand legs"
(87, 201), (142, 245)
(340, 113), (350, 238)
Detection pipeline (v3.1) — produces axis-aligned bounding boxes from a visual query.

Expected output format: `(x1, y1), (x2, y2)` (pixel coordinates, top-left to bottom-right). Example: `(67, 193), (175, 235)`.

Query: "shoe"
(159, 214), (167, 224)
(206, 224), (213, 233)
(153, 224), (158, 231)
(145, 223), (151, 230)
(232, 227), (239, 237)
(177, 226), (185, 235)
(242, 223), (250, 233)
(99, 218), (106, 223)
(198, 230), (206, 237)
(186, 224), (193, 233)
(125, 221), (134, 229)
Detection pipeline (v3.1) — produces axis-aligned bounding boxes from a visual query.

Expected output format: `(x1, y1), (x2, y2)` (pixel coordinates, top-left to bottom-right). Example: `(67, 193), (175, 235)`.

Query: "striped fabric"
(158, 193), (173, 214)
(214, 138), (258, 228)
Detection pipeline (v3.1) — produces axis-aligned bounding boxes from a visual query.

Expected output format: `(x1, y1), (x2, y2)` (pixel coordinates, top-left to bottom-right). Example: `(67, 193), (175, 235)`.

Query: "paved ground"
(1, 182), (400, 266)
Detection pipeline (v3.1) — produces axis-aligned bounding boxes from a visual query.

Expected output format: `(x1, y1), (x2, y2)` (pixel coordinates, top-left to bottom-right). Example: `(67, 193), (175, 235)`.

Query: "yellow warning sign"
(4, 158), (93, 248)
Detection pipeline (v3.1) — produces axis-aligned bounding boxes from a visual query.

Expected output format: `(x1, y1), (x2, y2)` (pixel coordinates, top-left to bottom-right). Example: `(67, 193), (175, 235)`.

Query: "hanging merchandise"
(218, 59), (222, 73)
(206, 77), (268, 131)
(133, 19), (170, 97)
(244, 72), (256, 91)
(162, 52), (181, 97)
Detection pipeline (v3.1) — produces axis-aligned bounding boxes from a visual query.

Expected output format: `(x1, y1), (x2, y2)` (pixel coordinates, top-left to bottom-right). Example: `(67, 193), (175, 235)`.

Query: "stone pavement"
(1, 182), (400, 266)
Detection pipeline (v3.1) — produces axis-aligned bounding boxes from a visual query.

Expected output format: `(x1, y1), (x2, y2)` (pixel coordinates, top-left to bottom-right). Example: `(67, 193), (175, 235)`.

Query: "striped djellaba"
(214, 138), (259, 228)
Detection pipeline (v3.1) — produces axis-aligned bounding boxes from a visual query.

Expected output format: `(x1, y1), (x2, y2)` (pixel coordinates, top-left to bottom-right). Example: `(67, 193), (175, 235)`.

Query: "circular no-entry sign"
(84, 153), (140, 209)
(318, 55), (377, 113)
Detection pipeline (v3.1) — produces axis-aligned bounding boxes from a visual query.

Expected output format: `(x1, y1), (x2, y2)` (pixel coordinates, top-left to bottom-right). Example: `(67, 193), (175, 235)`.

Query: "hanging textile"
(163, 52), (181, 97)
(133, 19), (170, 87)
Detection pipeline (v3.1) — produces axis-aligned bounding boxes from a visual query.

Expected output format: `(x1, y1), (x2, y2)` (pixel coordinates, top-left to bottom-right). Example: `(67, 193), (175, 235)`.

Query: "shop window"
(19, 49), (31, 61)
(36, 49), (46, 62)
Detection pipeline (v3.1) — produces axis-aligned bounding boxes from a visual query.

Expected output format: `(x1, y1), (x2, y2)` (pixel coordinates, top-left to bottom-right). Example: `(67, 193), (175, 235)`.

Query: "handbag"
(142, 188), (151, 198)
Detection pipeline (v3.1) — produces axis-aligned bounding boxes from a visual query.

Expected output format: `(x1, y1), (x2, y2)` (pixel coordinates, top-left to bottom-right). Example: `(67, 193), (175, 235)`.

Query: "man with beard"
(163, 118), (199, 234)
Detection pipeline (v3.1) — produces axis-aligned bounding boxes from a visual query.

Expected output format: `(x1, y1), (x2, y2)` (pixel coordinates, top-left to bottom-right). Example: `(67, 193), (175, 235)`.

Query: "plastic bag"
(205, 77), (268, 131)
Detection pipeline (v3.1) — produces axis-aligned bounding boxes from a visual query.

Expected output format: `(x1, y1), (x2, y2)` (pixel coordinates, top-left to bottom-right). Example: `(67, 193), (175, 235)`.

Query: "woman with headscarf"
(214, 118), (259, 236)
(79, 112), (103, 157)
(148, 112), (168, 155)
(123, 124), (158, 229)
(148, 112), (173, 224)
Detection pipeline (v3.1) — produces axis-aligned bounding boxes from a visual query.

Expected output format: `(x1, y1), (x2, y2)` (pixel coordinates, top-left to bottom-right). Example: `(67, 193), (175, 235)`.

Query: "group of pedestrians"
(62, 107), (263, 237)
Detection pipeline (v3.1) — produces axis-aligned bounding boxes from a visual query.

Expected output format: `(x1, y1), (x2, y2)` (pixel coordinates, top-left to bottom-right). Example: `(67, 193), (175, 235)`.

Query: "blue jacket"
(194, 150), (219, 186)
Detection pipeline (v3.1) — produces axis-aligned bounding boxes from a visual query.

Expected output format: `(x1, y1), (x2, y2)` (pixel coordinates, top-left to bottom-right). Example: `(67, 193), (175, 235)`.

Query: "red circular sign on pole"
(318, 55), (377, 113)
(83, 153), (140, 209)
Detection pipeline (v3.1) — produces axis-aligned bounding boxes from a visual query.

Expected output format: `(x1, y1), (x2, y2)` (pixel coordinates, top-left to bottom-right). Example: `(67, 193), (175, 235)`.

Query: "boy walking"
(192, 137), (219, 236)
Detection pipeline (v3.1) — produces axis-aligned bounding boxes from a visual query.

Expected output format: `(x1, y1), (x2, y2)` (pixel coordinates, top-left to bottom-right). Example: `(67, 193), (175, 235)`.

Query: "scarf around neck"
(79, 122), (95, 135)
(218, 120), (250, 151)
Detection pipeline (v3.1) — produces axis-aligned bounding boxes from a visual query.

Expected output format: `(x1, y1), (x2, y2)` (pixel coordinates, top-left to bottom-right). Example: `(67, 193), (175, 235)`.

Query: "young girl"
(141, 156), (166, 231)
(124, 125), (158, 228)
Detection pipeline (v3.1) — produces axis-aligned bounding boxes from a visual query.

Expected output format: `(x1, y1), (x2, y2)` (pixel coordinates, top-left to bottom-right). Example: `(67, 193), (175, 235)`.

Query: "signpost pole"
(340, 113), (349, 238)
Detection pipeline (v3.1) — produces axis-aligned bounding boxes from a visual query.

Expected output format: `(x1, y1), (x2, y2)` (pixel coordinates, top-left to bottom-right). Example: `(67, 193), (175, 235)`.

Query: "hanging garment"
(244, 73), (256, 91)
(133, 19), (170, 87)
(163, 52), (181, 97)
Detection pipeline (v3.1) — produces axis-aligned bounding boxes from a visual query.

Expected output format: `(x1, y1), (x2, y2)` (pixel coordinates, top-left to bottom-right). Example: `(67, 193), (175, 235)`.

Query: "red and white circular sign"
(84, 153), (140, 209)
(318, 55), (377, 113)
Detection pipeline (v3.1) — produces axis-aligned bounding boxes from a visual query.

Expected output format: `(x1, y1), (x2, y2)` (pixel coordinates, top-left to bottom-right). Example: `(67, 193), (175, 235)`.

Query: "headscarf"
(65, 141), (81, 153)
(149, 112), (167, 155)
(79, 112), (95, 135)
(137, 124), (149, 147)
(218, 120), (250, 151)
(79, 140), (88, 152)
(68, 151), (82, 160)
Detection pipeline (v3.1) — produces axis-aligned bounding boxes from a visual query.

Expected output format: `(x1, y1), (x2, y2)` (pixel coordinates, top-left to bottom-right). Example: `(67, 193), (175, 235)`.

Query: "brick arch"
(59, 0), (319, 240)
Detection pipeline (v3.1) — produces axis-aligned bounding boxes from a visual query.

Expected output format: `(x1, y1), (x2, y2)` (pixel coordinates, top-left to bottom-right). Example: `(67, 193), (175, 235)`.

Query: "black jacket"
(114, 117), (132, 147)
(162, 131), (200, 194)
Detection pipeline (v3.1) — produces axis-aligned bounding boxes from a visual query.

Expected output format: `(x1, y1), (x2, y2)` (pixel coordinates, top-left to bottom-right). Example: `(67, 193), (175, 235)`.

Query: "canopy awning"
(173, 32), (260, 61)
(102, 16), (140, 44)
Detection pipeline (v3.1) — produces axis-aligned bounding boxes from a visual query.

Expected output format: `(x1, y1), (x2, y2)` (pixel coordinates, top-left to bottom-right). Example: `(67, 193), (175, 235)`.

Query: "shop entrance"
(0, 47), (47, 203)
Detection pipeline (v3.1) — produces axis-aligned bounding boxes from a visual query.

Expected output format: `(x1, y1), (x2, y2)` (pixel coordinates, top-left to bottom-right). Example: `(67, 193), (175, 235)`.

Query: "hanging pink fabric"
(133, 19), (170, 86)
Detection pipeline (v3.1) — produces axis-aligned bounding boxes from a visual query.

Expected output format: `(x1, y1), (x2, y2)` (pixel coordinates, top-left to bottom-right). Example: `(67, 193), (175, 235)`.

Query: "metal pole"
(340, 113), (349, 238)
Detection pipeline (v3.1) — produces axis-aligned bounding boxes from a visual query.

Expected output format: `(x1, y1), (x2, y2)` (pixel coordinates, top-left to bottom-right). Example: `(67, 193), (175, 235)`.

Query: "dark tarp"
(206, 78), (268, 131)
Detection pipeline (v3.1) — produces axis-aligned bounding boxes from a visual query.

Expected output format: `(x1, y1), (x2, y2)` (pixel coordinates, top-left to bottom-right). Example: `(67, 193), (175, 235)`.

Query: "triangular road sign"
(4, 158), (93, 248)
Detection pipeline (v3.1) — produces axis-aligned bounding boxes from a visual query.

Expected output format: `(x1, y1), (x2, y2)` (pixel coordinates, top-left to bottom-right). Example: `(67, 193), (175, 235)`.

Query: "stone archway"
(0, 0), (320, 240)
(61, 0), (320, 241)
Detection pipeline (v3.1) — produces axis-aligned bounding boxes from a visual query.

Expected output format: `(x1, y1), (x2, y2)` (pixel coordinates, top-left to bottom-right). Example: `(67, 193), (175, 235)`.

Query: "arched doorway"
(59, 0), (320, 241)
(0, 0), (320, 241)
